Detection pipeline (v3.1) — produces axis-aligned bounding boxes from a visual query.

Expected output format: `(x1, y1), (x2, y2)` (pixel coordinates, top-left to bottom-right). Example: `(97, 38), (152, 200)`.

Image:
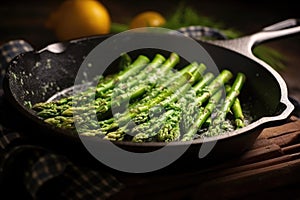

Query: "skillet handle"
(208, 19), (299, 124)
(262, 19), (300, 31)
(251, 18), (300, 45)
(210, 18), (300, 58)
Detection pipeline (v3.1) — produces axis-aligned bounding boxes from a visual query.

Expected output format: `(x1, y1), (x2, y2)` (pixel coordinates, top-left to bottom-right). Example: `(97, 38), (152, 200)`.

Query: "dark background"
(1, 0), (300, 47)
(1, 0), (300, 101)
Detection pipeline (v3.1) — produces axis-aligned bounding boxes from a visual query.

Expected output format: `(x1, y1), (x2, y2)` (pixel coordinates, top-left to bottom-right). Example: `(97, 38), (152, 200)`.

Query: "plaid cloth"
(177, 26), (227, 40)
(0, 40), (124, 200)
(0, 40), (33, 86)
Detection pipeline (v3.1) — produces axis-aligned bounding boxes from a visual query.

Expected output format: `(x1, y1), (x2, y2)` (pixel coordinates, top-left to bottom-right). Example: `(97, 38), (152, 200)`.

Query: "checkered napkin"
(176, 26), (227, 40)
(0, 40), (123, 200)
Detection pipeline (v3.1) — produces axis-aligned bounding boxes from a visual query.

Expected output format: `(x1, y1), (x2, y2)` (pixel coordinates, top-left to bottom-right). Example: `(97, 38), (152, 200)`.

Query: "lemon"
(129, 11), (166, 29)
(46, 0), (111, 41)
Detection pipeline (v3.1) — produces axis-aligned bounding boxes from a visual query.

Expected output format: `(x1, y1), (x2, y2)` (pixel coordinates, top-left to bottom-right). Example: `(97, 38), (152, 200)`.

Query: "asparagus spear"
(207, 72), (246, 136)
(95, 54), (150, 95)
(195, 69), (233, 107)
(232, 98), (245, 128)
(118, 52), (132, 70)
(131, 109), (180, 142)
(157, 109), (181, 142)
(181, 89), (223, 141)
(117, 54), (166, 91)
(193, 72), (215, 92)
(179, 73), (215, 132)
(225, 85), (245, 128)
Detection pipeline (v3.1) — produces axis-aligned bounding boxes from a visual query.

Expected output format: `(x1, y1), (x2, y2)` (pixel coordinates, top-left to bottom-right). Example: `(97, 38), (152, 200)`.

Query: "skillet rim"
(2, 34), (295, 148)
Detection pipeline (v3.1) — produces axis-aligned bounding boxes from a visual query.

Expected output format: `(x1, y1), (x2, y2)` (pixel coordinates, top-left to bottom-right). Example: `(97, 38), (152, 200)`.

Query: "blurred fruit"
(129, 11), (166, 29)
(46, 0), (111, 41)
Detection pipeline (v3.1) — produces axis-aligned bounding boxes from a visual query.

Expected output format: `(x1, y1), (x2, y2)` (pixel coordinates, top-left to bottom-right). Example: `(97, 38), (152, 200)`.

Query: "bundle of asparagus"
(32, 52), (248, 142)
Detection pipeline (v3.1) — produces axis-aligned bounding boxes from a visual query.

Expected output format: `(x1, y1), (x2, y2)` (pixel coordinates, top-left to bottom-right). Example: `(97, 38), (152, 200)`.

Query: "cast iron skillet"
(3, 19), (300, 164)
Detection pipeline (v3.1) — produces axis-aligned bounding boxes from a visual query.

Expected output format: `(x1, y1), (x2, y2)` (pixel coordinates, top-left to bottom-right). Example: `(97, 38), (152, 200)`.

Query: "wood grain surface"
(111, 116), (300, 200)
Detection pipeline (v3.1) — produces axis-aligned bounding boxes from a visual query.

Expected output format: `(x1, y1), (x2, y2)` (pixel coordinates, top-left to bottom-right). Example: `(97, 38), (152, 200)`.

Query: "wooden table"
(109, 116), (300, 200)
